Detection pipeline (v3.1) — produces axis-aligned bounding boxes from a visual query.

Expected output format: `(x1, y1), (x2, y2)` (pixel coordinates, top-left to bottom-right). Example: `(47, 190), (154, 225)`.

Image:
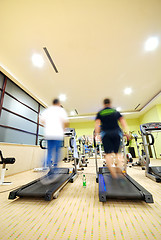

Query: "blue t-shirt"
(96, 107), (122, 132)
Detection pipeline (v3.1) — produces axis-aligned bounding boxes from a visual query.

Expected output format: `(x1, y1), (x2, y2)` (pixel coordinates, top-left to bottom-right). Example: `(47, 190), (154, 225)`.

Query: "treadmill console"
(64, 128), (76, 136)
(140, 122), (161, 134)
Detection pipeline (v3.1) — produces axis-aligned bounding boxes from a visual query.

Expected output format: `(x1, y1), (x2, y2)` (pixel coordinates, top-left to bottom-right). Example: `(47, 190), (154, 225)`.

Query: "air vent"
(135, 104), (140, 110)
(43, 47), (58, 73)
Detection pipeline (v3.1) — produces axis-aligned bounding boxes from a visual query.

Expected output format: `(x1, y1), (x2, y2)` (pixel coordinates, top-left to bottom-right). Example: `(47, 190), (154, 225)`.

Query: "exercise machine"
(34, 138), (48, 172)
(0, 151), (15, 185)
(140, 122), (161, 182)
(131, 133), (146, 170)
(77, 136), (88, 167)
(9, 128), (78, 201)
(63, 129), (76, 162)
(93, 133), (153, 203)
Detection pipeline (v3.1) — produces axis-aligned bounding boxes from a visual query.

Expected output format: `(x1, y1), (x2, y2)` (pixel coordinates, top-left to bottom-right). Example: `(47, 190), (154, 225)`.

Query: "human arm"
(64, 121), (69, 130)
(119, 116), (130, 140)
(95, 119), (101, 136)
(61, 108), (69, 130)
(39, 111), (46, 126)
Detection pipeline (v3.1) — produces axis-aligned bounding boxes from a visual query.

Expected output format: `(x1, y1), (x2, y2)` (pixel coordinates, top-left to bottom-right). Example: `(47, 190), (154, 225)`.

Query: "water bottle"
(82, 174), (86, 187)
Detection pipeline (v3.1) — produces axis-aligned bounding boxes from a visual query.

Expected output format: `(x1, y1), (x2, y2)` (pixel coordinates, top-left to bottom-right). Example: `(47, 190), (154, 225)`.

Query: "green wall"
(126, 118), (140, 132)
(69, 105), (161, 159)
(70, 118), (140, 138)
(139, 105), (160, 124)
(125, 118), (140, 157)
(69, 120), (95, 137)
(156, 104), (161, 121)
(139, 105), (161, 158)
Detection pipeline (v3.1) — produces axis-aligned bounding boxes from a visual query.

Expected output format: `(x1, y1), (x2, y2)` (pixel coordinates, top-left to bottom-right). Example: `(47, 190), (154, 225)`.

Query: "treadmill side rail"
(69, 172), (78, 183)
(125, 173), (154, 203)
(145, 172), (161, 183)
(8, 177), (42, 200)
(99, 173), (107, 202)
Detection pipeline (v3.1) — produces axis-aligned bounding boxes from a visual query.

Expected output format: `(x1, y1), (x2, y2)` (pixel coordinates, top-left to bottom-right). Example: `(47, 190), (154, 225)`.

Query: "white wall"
(0, 143), (46, 177)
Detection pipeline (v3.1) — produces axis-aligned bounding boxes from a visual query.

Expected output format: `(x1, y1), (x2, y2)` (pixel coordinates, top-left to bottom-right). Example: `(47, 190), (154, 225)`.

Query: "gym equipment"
(0, 151), (15, 185)
(9, 129), (78, 201)
(63, 129), (75, 163)
(140, 122), (161, 182)
(121, 138), (133, 165)
(93, 133), (153, 203)
(34, 139), (49, 172)
(131, 134), (146, 170)
(126, 153), (133, 162)
(77, 136), (88, 167)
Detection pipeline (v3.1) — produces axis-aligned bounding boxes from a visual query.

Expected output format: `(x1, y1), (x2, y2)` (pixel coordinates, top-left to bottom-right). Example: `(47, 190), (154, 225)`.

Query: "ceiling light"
(32, 54), (44, 67)
(116, 107), (121, 111)
(70, 111), (75, 116)
(144, 37), (159, 51)
(59, 94), (66, 102)
(124, 87), (132, 95)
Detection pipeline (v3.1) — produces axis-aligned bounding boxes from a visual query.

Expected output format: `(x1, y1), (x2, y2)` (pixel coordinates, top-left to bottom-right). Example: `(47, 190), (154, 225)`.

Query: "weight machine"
(0, 151), (15, 185)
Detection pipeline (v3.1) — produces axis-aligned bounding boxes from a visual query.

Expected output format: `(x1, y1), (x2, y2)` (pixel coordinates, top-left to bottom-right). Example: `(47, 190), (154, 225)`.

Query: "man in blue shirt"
(95, 98), (130, 179)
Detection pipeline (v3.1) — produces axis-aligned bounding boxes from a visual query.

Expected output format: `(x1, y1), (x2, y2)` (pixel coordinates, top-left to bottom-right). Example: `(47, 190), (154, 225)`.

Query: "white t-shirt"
(40, 106), (68, 140)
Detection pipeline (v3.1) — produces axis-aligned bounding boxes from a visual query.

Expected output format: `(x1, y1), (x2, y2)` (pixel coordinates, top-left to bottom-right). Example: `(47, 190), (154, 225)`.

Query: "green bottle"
(83, 174), (86, 187)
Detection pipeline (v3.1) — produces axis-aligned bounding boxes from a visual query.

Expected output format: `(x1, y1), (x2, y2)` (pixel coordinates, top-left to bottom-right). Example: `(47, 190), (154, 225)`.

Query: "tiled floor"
(0, 158), (161, 240)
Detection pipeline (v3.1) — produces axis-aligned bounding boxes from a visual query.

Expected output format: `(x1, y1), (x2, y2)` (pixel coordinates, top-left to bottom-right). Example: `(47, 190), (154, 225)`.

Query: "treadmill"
(140, 122), (161, 182)
(9, 128), (78, 201)
(93, 133), (153, 203)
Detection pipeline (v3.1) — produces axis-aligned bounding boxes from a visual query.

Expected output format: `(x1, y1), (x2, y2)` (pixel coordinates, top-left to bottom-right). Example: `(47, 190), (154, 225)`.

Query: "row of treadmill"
(9, 123), (161, 203)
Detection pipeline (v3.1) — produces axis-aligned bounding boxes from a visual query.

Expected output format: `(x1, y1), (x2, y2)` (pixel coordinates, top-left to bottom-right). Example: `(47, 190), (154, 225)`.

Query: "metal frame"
(93, 132), (154, 203)
(140, 122), (161, 182)
(9, 133), (78, 201)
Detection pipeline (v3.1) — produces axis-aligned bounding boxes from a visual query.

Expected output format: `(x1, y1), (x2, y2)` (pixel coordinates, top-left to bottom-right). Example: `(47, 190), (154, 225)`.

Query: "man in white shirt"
(40, 99), (69, 169)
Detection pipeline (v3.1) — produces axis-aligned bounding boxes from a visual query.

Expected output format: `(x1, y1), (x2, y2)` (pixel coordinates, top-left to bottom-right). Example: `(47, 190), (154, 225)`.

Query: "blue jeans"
(46, 140), (62, 168)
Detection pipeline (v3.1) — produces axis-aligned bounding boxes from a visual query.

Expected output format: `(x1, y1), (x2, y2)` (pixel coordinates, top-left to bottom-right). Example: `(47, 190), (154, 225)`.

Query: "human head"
(53, 98), (60, 106)
(103, 98), (111, 107)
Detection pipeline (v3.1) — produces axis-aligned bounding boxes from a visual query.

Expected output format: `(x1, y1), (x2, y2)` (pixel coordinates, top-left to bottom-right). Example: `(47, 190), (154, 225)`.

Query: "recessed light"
(144, 37), (159, 51)
(59, 94), (66, 102)
(70, 111), (75, 116)
(116, 107), (121, 111)
(124, 87), (132, 95)
(32, 54), (44, 67)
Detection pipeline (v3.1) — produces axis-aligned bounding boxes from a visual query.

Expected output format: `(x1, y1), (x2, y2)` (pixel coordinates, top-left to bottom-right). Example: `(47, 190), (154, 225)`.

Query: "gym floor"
(0, 158), (161, 240)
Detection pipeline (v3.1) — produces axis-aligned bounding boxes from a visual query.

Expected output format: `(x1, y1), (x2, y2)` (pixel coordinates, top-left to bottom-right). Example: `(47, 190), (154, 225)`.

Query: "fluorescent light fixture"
(70, 111), (75, 116)
(59, 94), (66, 102)
(116, 107), (121, 111)
(68, 111), (138, 120)
(32, 54), (44, 67)
(69, 115), (95, 120)
(124, 87), (132, 95)
(144, 37), (159, 51)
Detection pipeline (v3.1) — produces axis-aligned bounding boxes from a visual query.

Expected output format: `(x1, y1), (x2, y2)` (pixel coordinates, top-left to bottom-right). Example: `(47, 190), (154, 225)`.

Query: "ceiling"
(0, 0), (161, 120)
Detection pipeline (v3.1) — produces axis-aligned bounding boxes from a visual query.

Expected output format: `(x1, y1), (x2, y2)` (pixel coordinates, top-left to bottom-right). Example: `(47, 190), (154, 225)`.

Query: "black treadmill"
(9, 167), (77, 201)
(93, 132), (153, 203)
(9, 128), (77, 201)
(98, 167), (153, 203)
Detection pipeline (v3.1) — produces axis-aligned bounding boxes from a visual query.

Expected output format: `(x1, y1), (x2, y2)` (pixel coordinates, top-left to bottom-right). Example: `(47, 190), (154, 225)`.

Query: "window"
(0, 72), (45, 145)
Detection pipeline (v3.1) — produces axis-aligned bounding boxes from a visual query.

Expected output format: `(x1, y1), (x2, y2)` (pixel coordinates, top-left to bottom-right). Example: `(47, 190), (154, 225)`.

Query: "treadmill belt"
(102, 174), (143, 199)
(17, 174), (71, 197)
(9, 167), (75, 201)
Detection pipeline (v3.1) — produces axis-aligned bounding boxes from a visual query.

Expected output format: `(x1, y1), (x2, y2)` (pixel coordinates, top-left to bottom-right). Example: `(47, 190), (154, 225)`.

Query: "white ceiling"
(0, 0), (161, 119)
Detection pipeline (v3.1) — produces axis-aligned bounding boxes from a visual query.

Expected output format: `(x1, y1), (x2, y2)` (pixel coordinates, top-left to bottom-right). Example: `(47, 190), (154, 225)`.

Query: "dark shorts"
(101, 129), (122, 154)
